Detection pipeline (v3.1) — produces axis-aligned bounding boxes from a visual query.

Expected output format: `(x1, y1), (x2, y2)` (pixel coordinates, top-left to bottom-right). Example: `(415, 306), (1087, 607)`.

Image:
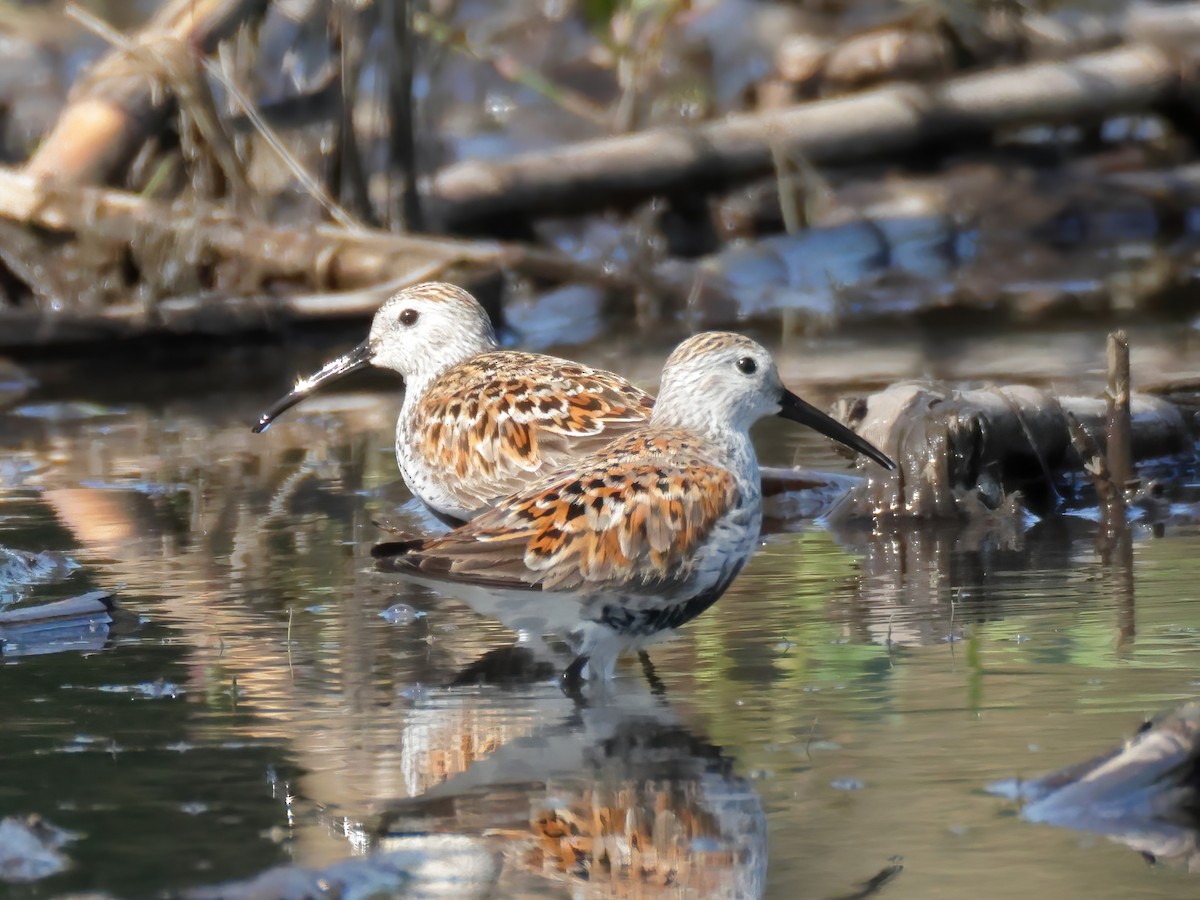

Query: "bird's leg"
(638, 650), (666, 696)
(560, 654), (590, 698)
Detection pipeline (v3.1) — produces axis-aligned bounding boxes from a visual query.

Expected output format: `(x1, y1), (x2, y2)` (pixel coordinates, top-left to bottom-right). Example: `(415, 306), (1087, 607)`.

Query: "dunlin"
(252, 282), (653, 523)
(373, 332), (895, 681)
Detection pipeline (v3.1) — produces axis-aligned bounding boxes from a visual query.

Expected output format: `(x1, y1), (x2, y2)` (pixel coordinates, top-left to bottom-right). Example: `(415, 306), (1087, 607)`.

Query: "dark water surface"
(3, 324), (1200, 898)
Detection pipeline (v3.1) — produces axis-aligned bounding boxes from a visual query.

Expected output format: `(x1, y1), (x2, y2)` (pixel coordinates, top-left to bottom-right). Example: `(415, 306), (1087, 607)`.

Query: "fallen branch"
(777, 1), (1200, 98)
(22, 0), (271, 186)
(1025, 0), (1200, 59)
(0, 590), (116, 658)
(429, 44), (1182, 225)
(989, 701), (1200, 870)
(0, 165), (495, 344)
(0, 167), (639, 347)
(831, 381), (1189, 519)
(0, 166), (500, 282)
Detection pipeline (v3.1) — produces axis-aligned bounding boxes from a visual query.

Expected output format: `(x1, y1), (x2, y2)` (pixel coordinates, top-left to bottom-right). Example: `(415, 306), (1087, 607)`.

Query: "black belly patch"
(595, 563), (745, 637)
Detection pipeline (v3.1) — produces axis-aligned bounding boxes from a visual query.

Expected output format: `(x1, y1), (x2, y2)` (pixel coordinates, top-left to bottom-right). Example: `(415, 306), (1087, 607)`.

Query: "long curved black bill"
(251, 341), (373, 433)
(778, 388), (896, 471)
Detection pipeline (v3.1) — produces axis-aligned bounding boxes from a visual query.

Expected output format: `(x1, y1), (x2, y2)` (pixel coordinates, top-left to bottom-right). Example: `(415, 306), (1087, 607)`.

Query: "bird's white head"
(368, 282), (498, 383)
(653, 332), (787, 434)
(652, 332), (895, 469)
(251, 282), (498, 434)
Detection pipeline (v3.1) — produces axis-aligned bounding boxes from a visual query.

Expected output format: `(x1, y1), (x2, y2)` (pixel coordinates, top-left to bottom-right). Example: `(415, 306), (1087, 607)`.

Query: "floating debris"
(760, 466), (862, 524)
(0, 359), (35, 410)
(0, 547), (80, 604)
(379, 602), (426, 626)
(0, 455), (46, 489)
(94, 679), (182, 699)
(0, 815), (77, 883)
(182, 834), (500, 900)
(0, 591), (116, 657)
(9, 402), (125, 422)
(989, 700), (1200, 870)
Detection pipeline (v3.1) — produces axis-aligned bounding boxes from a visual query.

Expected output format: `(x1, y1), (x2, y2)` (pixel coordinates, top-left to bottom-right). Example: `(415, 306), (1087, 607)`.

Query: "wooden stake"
(1106, 331), (1133, 492)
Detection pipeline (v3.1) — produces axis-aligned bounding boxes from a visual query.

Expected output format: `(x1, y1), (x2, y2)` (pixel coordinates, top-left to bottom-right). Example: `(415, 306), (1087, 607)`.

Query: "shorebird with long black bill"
(252, 282), (653, 524)
(372, 332), (895, 683)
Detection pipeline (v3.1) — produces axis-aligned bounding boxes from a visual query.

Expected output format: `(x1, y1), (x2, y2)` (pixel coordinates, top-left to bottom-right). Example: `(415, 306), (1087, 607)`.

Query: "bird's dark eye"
(736, 357), (758, 375)
(398, 308), (419, 326)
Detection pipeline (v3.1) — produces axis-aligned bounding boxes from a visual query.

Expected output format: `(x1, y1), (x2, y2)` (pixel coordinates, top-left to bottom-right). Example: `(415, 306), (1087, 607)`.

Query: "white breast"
(395, 414), (478, 522)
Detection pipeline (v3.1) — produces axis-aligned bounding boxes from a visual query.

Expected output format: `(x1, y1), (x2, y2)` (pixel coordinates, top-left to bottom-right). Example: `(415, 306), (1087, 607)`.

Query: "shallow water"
(3, 324), (1200, 898)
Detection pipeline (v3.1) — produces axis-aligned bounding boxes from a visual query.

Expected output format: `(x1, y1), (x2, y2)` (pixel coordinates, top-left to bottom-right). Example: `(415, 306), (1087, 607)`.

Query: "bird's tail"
(370, 538), (424, 557)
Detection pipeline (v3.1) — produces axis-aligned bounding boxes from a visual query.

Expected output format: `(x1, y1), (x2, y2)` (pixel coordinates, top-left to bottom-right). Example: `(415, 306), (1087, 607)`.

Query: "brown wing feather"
(378, 431), (739, 592)
(411, 352), (654, 511)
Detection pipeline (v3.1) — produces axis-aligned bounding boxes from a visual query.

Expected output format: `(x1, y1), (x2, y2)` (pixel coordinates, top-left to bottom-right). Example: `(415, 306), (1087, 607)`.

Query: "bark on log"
(0, 168), (649, 347)
(0, 165), (501, 344)
(0, 591), (116, 657)
(22, 0), (271, 185)
(0, 591), (114, 627)
(830, 382), (1191, 520)
(429, 44), (1181, 225)
(1025, 1), (1200, 59)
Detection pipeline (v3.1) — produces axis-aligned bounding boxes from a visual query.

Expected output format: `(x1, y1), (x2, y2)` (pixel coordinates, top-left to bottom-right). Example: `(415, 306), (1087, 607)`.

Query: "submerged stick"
(1106, 331), (1133, 492)
(0, 591), (114, 626)
(1067, 410), (1126, 531)
(830, 862), (904, 900)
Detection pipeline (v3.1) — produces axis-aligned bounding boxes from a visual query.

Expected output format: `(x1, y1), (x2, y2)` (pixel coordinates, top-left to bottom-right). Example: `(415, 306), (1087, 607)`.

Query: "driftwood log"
(831, 382), (1191, 519)
(783, 1), (1200, 97)
(0, 168), (642, 348)
(429, 43), (1189, 226)
(22, 0), (271, 187)
(990, 701), (1200, 870)
(0, 591), (116, 657)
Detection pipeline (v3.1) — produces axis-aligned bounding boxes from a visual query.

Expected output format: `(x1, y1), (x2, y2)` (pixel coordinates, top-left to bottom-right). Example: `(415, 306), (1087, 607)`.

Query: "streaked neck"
(402, 333), (497, 406)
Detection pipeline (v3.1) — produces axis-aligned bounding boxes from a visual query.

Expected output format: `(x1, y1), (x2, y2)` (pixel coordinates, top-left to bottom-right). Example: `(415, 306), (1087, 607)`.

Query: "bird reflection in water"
(374, 642), (768, 898)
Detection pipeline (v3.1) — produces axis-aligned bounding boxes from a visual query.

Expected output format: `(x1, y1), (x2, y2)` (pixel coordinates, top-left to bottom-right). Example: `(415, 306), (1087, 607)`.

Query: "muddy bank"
(3, 1), (1200, 350)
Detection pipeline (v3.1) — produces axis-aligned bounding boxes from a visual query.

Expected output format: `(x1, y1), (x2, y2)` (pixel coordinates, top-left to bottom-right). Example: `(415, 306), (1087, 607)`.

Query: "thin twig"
(205, 55), (367, 230)
(996, 388), (1062, 511)
(1066, 410), (1124, 529)
(769, 133), (803, 236)
(1106, 331), (1133, 491)
(334, 0), (373, 224)
(387, 0), (423, 230)
(413, 11), (609, 127)
(63, 3), (367, 230)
